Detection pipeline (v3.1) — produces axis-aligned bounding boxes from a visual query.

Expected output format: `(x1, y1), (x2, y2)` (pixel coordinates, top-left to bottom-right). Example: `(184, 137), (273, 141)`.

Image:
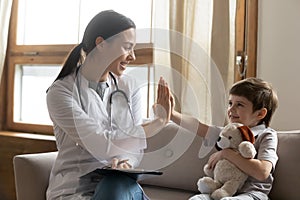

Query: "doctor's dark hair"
(229, 77), (278, 127)
(54, 10), (136, 81)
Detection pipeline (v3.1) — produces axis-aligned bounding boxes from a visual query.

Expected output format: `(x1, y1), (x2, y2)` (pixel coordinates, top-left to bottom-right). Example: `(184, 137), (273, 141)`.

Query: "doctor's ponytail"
(54, 43), (83, 82)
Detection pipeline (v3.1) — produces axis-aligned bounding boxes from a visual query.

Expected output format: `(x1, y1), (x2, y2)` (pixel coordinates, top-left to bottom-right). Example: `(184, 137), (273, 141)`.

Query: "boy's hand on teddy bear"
(207, 150), (225, 169)
(208, 149), (239, 169)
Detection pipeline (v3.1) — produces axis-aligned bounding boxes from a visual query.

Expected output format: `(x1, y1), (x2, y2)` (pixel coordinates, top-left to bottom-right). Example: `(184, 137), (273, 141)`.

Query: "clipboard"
(95, 168), (163, 181)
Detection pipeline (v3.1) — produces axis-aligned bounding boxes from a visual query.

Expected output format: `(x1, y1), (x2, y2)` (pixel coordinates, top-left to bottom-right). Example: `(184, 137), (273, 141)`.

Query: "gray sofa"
(13, 123), (300, 200)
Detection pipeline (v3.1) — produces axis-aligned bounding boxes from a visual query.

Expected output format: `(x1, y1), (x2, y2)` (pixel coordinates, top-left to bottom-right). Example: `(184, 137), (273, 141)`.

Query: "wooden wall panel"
(0, 132), (57, 200)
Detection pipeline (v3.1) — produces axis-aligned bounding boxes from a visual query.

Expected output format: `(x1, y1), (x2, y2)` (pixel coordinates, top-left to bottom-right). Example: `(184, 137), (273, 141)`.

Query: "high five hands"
(153, 77), (174, 124)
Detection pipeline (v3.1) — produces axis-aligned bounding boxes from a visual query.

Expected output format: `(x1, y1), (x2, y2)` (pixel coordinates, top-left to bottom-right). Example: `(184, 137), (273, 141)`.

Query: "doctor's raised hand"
(46, 10), (170, 200)
(153, 77), (172, 123)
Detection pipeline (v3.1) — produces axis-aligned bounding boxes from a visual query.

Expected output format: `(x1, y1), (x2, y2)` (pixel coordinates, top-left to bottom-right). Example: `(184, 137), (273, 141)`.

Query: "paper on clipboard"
(95, 168), (163, 181)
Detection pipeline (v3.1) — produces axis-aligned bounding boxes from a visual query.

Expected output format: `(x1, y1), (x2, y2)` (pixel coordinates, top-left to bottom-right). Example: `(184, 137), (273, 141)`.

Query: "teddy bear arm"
(238, 141), (256, 158)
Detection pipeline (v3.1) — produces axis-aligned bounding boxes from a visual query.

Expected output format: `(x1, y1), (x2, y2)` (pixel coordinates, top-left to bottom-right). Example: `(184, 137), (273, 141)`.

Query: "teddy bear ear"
(237, 126), (255, 144)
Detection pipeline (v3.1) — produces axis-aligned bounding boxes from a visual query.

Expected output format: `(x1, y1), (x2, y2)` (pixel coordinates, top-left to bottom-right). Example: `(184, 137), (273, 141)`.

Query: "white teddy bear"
(193, 123), (256, 200)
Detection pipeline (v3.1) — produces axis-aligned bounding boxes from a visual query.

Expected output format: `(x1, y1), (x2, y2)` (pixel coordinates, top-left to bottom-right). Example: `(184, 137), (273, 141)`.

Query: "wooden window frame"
(235, 0), (257, 81)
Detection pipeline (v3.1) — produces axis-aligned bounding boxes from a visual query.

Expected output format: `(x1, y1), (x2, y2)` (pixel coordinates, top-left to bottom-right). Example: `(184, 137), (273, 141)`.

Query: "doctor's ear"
(95, 36), (104, 47)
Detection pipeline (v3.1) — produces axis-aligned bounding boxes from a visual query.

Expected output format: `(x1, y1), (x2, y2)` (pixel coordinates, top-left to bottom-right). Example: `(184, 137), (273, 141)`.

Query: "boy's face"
(227, 94), (265, 127)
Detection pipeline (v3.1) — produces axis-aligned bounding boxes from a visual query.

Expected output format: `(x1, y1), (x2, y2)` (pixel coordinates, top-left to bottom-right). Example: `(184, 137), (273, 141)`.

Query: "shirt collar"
(78, 69), (112, 91)
(250, 124), (267, 137)
(88, 81), (98, 90)
(88, 80), (109, 91)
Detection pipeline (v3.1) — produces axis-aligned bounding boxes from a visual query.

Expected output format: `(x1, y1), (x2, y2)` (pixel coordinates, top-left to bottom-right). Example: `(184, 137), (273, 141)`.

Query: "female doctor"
(46, 10), (171, 200)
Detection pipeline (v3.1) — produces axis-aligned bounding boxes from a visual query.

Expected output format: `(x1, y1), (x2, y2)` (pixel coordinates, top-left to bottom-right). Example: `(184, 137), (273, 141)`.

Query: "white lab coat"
(46, 71), (146, 199)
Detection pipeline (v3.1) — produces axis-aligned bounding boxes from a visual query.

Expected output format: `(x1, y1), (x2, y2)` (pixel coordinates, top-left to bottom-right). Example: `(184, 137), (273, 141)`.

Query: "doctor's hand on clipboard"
(104, 158), (132, 169)
(99, 157), (163, 181)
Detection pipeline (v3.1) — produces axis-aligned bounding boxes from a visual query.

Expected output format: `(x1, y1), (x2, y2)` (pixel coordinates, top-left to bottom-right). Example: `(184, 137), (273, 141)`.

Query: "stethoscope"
(107, 71), (135, 130)
(76, 67), (135, 131)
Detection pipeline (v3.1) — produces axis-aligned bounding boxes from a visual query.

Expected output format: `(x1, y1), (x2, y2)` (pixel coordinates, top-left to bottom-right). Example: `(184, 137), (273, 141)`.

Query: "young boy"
(158, 77), (279, 200)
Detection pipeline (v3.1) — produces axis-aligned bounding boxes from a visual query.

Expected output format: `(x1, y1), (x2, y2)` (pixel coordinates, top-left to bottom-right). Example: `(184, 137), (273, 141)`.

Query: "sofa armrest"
(13, 152), (57, 200)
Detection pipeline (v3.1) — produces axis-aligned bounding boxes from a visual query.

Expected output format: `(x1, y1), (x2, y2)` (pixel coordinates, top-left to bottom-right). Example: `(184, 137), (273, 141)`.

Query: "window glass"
(14, 65), (61, 125)
(17, 0), (81, 45)
(17, 0), (152, 45)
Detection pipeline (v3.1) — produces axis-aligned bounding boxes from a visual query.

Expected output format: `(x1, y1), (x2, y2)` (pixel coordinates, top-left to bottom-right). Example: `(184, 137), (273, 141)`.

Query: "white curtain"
(152, 0), (236, 126)
(0, 0), (13, 83)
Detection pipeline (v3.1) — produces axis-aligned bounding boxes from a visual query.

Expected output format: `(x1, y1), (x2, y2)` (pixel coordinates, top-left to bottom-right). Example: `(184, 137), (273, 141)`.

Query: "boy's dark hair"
(229, 77), (278, 127)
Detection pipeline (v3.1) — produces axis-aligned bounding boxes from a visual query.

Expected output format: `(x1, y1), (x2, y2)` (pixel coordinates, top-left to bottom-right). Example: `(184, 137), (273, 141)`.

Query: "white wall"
(257, 0), (300, 130)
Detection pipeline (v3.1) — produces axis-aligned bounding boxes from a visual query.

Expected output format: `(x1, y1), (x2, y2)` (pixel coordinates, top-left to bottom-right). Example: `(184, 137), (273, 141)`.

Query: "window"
(7, 0), (153, 134)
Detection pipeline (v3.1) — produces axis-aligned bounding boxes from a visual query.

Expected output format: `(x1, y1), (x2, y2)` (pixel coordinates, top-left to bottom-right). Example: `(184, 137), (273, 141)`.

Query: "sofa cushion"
(139, 123), (214, 192)
(269, 130), (300, 200)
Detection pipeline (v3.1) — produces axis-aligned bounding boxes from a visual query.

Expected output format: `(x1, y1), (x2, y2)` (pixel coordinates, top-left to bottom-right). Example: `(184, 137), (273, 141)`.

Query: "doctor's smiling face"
(98, 28), (136, 81)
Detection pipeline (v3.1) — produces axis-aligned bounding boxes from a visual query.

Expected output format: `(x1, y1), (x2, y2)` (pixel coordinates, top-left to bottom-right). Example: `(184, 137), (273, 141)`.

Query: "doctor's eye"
(124, 46), (132, 51)
(123, 43), (134, 51)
